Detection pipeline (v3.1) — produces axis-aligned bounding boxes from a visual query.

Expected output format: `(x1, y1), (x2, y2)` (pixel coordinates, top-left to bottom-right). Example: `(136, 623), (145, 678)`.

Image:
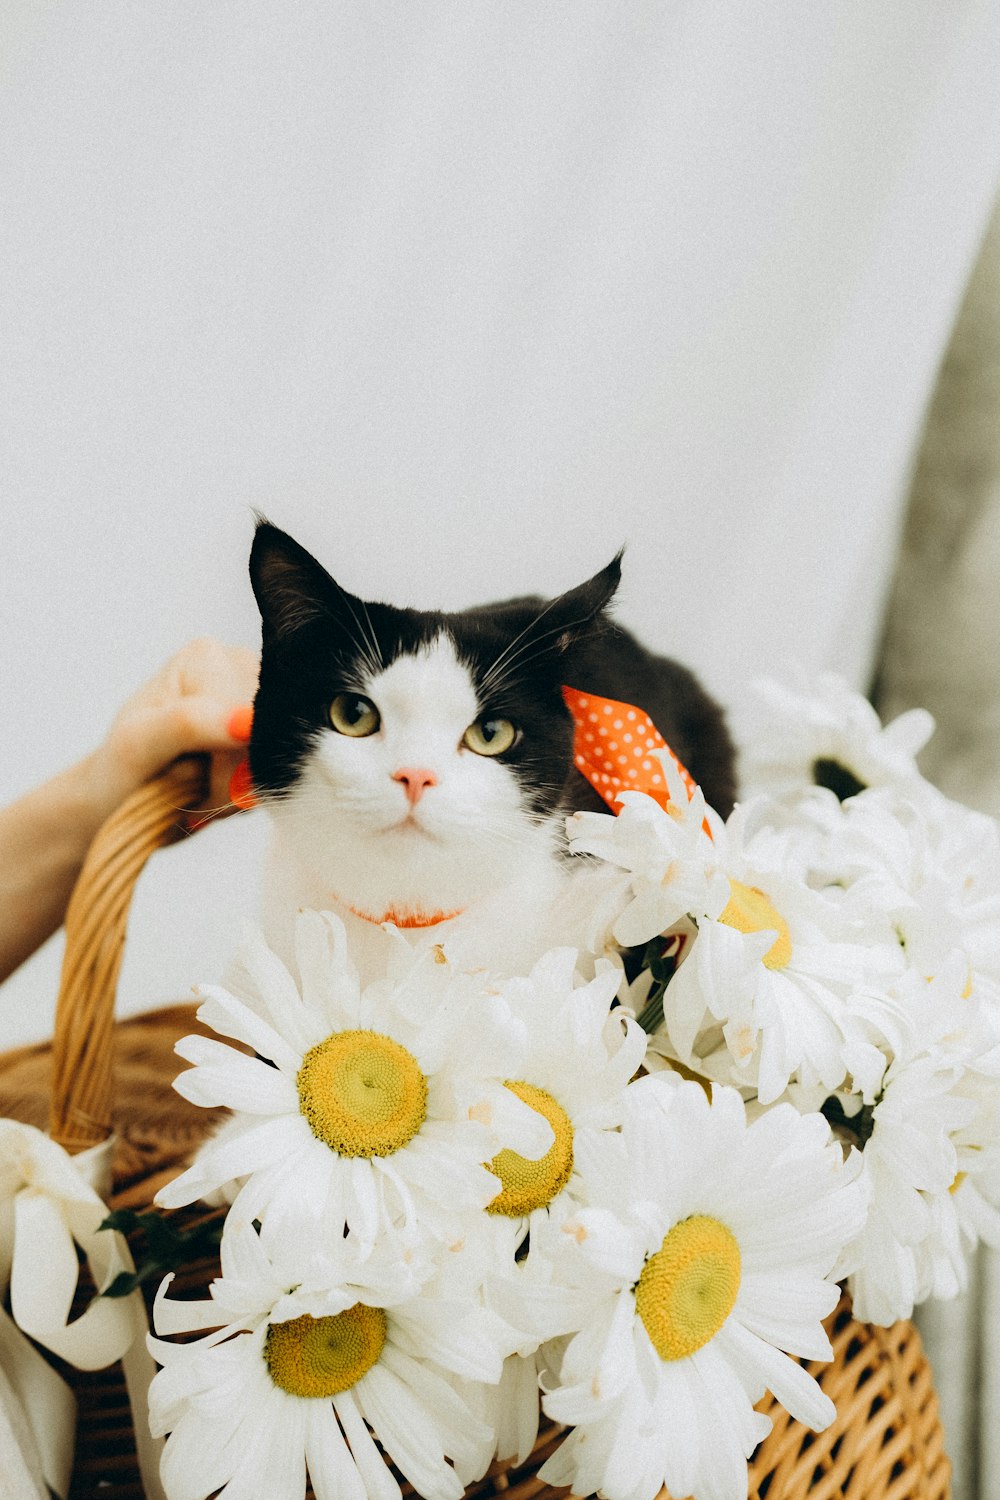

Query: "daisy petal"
(305, 1401), (366, 1500)
(721, 1320), (835, 1431)
(173, 1038), (298, 1115)
(333, 1388), (402, 1500)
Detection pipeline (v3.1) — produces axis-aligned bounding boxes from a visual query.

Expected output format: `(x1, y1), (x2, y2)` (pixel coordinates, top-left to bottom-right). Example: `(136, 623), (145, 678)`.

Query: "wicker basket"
(0, 763), (952, 1499)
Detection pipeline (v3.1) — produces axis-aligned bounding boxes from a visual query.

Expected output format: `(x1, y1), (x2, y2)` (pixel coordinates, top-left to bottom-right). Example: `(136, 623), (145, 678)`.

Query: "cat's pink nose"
(392, 767), (438, 805)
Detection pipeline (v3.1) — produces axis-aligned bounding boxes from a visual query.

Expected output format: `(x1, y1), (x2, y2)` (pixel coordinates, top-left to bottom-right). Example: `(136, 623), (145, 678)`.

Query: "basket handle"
(49, 757), (208, 1153)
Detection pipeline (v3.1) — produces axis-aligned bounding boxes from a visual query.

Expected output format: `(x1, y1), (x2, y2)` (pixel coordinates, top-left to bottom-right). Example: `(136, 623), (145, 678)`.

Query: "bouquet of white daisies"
(145, 675), (1000, 1500)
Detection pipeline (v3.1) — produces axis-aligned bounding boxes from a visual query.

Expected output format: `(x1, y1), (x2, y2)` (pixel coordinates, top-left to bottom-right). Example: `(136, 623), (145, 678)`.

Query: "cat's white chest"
(261, 830), (573, 983)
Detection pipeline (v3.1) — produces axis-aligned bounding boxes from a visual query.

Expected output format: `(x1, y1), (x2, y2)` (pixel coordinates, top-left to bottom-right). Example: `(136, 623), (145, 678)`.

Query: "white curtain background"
(878, 201), (1000, 1500)
(2, 5), (1000, 1485)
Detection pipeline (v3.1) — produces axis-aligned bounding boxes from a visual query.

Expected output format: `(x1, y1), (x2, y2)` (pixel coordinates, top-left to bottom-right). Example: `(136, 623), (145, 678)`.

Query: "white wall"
(3, 0), (1000, 1048)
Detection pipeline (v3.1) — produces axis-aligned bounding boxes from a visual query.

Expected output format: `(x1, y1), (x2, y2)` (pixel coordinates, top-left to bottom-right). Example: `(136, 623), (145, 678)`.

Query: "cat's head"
(247, 521), (620, 919)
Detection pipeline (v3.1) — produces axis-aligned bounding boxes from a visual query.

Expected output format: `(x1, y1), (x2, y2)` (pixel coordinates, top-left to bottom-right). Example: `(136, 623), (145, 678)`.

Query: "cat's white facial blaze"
(265, 634), (560, 918)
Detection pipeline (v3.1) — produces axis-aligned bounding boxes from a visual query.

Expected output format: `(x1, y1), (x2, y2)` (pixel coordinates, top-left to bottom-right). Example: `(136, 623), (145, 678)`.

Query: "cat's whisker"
(482, 613), (615, 697)
(481, 596), (618, 691)
(478, 595), (564, 696)
(333, 592), (383, 685)
(473, 811), (563, 843)
(474, 823), (547, 846)
(358, 597), (384, 673)
(181, 801), (244, 831)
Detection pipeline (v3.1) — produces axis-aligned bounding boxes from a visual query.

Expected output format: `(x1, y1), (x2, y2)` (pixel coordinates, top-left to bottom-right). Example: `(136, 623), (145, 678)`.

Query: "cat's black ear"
(250, 520), (355, 641)
(542, 549), (623, 652)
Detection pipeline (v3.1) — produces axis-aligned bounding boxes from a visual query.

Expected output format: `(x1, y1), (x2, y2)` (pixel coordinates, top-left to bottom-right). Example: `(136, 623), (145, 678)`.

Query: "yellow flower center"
(718, 880), (793, 969)
(487, 1081), (574, 1217)
(264, 1306), (387, 1398)
(635, 1214), (741, 1361)
(949, 1171), (967, 1195)
(297, 1029), (427, 1158)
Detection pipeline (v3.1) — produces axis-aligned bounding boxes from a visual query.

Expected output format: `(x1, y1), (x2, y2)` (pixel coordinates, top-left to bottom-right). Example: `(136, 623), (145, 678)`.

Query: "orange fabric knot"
(561, 684), (704, 823)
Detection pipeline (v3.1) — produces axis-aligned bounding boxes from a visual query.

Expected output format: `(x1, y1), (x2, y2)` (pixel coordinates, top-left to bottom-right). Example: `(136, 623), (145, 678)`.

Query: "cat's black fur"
(248, 521), (736, 821)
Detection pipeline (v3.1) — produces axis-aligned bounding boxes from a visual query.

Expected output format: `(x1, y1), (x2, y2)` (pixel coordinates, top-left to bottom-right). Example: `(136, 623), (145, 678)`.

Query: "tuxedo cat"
(247, 521), (735, 978)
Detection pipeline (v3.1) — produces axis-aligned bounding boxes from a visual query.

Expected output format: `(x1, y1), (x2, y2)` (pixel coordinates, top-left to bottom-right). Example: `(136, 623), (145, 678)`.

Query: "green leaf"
(635, 936), (682, 1034)
(95, 1209), (223, 1301)
(101, 1270), (142, 1299)
(97, 1208), (149, 1235)
(637, 993), (664, 1035)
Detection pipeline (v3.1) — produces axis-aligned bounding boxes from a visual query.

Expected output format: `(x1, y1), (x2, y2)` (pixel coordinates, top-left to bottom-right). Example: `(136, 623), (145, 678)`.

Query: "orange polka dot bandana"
(562, 684), (700, 815)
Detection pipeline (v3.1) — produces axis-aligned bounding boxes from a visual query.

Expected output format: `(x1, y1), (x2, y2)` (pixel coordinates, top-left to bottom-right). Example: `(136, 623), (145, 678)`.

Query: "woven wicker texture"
(48, 758), (206, 1155)
(0, 763), (952, 1499)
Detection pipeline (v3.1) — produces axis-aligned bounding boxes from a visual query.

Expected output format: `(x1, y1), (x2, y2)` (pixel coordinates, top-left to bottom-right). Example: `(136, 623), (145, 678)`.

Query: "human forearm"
(0, 753), (116, 982)
(0, 638), (259, 986)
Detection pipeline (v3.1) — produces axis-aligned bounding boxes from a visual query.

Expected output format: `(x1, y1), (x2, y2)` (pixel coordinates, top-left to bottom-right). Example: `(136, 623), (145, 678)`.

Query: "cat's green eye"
(329, 693), (381, 737)
(462, 717), (518, 757)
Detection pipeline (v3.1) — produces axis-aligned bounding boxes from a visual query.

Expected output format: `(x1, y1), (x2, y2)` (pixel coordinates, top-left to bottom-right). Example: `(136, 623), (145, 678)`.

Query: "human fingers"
(171, 638), (260, 704)
(96, 693), (252, 816)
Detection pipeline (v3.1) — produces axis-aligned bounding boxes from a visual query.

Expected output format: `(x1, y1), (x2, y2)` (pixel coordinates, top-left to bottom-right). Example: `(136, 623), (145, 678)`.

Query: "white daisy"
(566, 748), (728, 949)
(828, 784), (1000, 985)
(481, 949), (647, 1258)
(536, 1075), (866, 1500)
(739, 670), (935, 803)
(843, 1062), (973, 1323)
(831, 962), (1000, 1323)
(403, 950), (649, 1470)
(156, 912), (553, 1263)
(661, 803), (879, 1105)
(149, 1216), (508, 1500)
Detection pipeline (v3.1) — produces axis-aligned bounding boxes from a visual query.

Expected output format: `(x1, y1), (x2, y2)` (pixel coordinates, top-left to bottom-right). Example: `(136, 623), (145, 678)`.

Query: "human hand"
(84, 638), (260, 830)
